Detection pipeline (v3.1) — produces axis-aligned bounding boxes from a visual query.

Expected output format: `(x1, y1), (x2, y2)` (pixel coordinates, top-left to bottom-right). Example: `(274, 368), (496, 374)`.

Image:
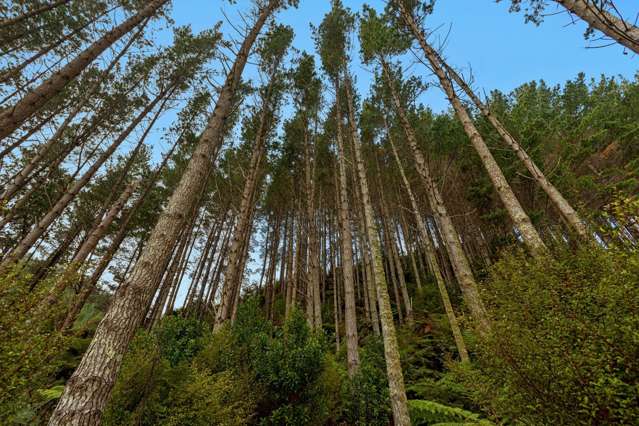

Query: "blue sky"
(164, 0), (638, 113)
(153, 0), (637, 298)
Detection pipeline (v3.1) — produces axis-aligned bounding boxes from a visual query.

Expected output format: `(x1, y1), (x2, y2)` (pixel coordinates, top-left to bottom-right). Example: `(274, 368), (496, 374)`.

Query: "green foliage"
(409, 399), (493, 426)
(0, 267), (69, 423)
(0, 266), (107, 423)
(340, 338), (392, 425)
(314, 0), (355, 80)
(453, 244), (639, 425)
(161, 370), (257, 426)
(155, 314), (209, 366)
(358, 5), (411, 63)
(106, 300), (344, 425)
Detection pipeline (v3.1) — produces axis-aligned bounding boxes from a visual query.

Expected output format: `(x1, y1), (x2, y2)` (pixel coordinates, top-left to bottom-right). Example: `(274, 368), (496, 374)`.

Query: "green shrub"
(454, 245), (639, 425)
(341, 337), (391, 425)
(408, 399), (493, 426)
(155, 314), (209, 366)
(250, 308), (329, 424)
(0, 267), (70, 423)
(103, 331), (175, 425)
(162, 369), (256, 426)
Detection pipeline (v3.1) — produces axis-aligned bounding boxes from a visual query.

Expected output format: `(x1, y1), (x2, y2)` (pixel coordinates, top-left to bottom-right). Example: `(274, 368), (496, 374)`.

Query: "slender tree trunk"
(383, 226), (404, 324)
(438, 58), (589, 240)
(392, 6), (546, 255)
(330, 215), (340, 352)
(0, 0), (71, 29)
(214, 101), (270, 328)
(43, 180), (138, 310)
(348, 129), (380, 334)
(206, 222), (233, 315)
(0, 5), (119, 84)
(48, 5), (275, 422)
(0, 20), (147, 203)
(26, 222), (81, 290)
(334, 80), (360, 376)
(400, 213), (423, 292)
(1, 91), (168, 271)
(0, 107), (59, 163)
(362, 231), (380, 335)
(386, 123), (469, 362)
(230, 208), (256, 322)
(264, 216), (281, 319)
(376, 160), (413, 325)
(303, 121), (322, 329)
(386, 206), (413, 324)
(0, 0), (168, 140)
(382, 60), (491, 336)
(342, 74), (409, 423)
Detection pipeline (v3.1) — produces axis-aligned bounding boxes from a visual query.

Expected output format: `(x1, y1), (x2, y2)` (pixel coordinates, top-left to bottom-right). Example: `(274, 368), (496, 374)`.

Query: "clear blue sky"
(164, 0), (637, 113)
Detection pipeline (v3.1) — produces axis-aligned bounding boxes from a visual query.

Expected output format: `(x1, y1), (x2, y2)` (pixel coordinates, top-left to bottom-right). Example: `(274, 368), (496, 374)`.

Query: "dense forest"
(0, 0), (638, 424)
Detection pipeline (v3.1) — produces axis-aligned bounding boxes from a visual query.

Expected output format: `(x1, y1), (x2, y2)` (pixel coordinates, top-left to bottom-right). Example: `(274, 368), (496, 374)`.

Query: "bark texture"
(334, 80), (360, 376)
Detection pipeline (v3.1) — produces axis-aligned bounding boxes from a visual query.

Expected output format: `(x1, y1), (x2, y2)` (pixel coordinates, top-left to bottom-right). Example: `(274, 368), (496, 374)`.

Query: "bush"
(249, 308), (330, 425)
(408, 399), (493, 425)
(0, 267), (71, 423)
(341, 337), (391, 425)
(162, 370), (256, 426)
(454, 245), (639, 424)
(104, 315), (215, 425)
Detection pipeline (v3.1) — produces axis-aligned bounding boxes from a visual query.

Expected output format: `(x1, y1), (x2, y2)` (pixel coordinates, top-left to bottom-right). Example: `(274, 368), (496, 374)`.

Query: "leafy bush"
(0, 267), (70, 423)
(454, 245), (639, 425)
(162, 370), (256, 426)
(341, 337), (391, 425)
(155, 314), (209, 366)
(409, 399), (493, 425)
(106, 300), (342, 425)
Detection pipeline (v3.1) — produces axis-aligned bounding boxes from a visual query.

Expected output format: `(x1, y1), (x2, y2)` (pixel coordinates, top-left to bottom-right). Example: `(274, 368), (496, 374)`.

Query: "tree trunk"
(1, 91), (168, 271)
(386, 121), (470, 362)
(330, 214), (340, 352)
(439, 58), (589, 240)
(343, 74), (410, 424)
(393, 3), (546, 255)
(376, 160), (413, 325)
(303, 121), (322, 329)
(334, 80), (360, 376)
(0, 0), (167, 140)
(0, 20), (147, 203)
(0, 0), (71, 29)
(0, 5), (119, 85)
(44, 180), (138, 311)
(214, 93), (271, 329)
(382, 59), (491, 335)
(47, 4), (274, 423)
(399, 213), (423, 292)
(555, 0), (639, 54)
